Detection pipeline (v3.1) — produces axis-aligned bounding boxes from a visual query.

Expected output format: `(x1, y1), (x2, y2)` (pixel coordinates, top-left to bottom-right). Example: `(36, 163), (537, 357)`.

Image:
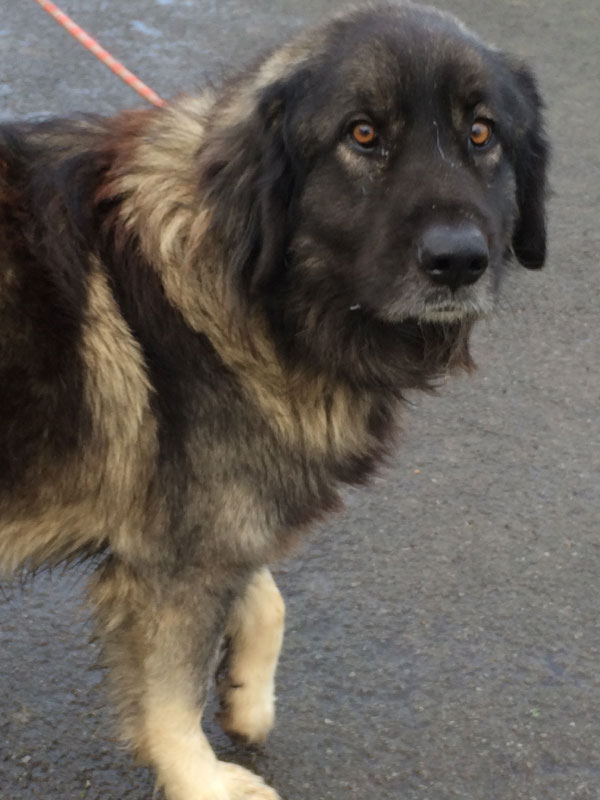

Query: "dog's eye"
(470, 119), (493, 148)
(350, 121), (379, 150)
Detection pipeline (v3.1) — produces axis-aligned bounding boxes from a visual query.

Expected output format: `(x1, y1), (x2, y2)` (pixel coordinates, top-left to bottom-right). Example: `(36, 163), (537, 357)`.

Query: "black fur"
(504, 61), (549, 268)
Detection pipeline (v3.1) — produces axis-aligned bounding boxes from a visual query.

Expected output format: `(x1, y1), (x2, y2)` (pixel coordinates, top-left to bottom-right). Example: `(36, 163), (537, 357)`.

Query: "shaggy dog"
(0, 4), (548, 798)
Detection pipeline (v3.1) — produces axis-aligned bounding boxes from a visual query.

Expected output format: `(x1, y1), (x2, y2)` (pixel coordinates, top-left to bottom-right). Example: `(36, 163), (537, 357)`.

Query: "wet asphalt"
(1, 1), (599, 798)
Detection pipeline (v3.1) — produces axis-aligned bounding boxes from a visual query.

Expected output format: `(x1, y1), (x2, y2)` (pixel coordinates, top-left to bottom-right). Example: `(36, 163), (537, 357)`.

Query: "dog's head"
(199, 4), (548, 369)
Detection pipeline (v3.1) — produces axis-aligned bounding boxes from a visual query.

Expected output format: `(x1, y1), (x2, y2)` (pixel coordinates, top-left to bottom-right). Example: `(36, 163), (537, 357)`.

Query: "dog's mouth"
(417, 297), (494, 322)
(377, 284), (495, 324)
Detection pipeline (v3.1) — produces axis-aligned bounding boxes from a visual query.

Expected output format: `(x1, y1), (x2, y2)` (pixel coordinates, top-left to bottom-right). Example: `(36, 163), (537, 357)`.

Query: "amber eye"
(470, 119), (493, 148)
(351, 121), (378, 149)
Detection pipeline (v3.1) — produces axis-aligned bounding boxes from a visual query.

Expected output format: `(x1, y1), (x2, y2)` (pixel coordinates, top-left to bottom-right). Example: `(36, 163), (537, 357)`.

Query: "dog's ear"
(507, 61), (550, 269)
(198, 77), (303, 305)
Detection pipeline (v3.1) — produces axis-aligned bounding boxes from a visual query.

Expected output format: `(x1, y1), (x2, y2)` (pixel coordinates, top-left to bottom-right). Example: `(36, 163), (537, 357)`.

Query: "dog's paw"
(216, 681), (275, 745)
(219, 762), (280, 799)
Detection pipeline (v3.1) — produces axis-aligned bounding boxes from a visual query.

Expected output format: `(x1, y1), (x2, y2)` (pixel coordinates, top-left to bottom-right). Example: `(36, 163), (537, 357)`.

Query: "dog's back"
(0, 118), (156, 573)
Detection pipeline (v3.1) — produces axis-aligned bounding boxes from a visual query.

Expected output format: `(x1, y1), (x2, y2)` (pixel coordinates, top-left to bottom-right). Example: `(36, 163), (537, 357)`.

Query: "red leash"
(33, 0), (167, 108)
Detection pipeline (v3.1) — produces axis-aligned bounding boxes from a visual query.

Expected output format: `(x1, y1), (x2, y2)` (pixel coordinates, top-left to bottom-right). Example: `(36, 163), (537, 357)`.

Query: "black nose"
(418, 224), (489, 290)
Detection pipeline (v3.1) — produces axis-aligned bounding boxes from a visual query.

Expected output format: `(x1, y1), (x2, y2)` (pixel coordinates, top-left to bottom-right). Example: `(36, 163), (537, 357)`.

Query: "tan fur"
(88, 560), (281, 800)
(142, 683), (279, 800)
(0, 262), (158, 573)
(118, 96), (215, 271)
(217, 569), (285, 743)
(81, 262), (162, 558)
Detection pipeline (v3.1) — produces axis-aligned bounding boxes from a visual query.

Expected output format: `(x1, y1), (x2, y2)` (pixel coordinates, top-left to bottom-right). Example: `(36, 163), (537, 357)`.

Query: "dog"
(0, 3), (548, 798)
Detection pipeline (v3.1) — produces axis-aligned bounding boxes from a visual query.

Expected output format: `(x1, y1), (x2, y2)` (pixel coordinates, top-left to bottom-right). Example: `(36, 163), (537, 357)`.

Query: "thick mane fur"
(84, 90), (475, 440)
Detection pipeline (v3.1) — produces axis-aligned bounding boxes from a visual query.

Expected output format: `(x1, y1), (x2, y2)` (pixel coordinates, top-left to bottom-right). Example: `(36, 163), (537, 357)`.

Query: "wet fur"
(0, 4), (548, 798)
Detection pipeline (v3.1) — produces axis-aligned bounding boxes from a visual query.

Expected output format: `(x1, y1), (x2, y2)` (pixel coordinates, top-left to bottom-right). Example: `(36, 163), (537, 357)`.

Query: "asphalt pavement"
(1, 1), (599, 799)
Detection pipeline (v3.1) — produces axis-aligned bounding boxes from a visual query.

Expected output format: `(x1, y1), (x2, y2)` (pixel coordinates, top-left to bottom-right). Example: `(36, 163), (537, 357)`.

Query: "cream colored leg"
(143, 692), (279, 800)
(217, 568), (285, 744)
(144, 693), (227, 800)
(90, 560), (280, 800)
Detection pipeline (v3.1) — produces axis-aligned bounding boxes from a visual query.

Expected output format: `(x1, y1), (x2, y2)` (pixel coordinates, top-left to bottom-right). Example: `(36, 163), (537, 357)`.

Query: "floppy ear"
(198, 78), (301, 304)
(508, 61), (550, 269)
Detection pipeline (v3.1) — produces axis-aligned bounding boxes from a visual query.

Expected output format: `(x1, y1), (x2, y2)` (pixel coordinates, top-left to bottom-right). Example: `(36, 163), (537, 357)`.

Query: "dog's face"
(284, 9), (546, 324)
(201, 4), (548, 354)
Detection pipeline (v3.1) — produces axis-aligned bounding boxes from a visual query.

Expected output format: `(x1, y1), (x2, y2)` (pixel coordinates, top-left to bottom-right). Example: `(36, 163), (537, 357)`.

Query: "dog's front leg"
(217, 568), (285, 745)
(89, 557), (279, 800)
